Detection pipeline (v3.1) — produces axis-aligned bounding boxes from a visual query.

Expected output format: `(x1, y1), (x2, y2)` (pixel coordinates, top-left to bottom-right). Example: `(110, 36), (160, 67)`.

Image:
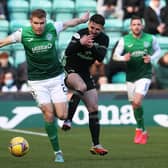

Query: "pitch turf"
(0, 126), (168, 168)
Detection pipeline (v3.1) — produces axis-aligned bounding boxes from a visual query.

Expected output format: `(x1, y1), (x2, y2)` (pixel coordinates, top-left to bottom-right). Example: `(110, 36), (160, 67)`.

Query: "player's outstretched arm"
(0, 35), (13, 48)
(62, 11), (89, 30)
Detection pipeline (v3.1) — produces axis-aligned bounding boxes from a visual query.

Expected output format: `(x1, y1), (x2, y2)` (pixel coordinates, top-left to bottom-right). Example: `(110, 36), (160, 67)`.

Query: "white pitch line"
(0, 128), (47, 137)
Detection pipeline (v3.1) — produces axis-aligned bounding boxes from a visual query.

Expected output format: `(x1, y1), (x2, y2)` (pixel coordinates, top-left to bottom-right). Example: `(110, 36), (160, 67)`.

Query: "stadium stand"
(1, 0), (168, 90)
(7, 0), (29, 20)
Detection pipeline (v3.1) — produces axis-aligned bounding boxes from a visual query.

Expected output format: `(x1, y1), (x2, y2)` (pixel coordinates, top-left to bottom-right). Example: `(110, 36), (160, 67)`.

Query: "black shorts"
(65, 68), (96, 90)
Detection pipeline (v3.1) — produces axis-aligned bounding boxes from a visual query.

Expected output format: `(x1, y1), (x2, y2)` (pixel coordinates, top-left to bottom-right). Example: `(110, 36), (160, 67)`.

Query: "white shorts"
(28, 73), (68, 105)
(126, 78), (151, 101)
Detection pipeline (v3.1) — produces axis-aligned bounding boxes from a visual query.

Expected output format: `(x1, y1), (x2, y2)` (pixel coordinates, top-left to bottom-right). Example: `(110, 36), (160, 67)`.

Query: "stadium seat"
(30, 0), (52, 18)
(105, 18), (123, 32)
(55, 13), (74, 21)
(0, 19), (9, 32)
(52, 0), (75, 13)
(11, 43), (26, 67)
(75, 23), (88, 31)
(123, 18), (131, 33)
(0, 20), (9, 38)
(9, 12), (28, 20)
(7, 0), (29, 12)
(7, 0), (29, 20)
(58, 31), (74, 50)
(103, 49), (112, 64)
(157, 35), (168, 49)
(0, 32), (8, 39)
(0, 45), (12, 56)
(112, 72), (126, 83)
(9, 20), (30, 33)
(108, 36), (120, 49)
(75, 0), (96, 13)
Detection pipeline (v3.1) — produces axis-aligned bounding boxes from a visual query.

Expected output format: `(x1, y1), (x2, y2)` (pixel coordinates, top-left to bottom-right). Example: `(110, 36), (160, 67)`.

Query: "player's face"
(88, 21), (103, 37)
(31, 17), (46, 35)
(130, 19), (143, 37)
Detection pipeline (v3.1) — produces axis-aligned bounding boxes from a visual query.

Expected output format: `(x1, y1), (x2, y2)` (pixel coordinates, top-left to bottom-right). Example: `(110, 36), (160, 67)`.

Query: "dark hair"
(131, 15), (143, 23)
(30, 9), (46, 19)
(89, 14), (105, 26)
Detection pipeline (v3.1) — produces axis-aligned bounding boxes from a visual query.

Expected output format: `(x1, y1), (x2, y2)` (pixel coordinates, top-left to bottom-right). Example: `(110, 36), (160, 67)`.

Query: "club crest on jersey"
(144, 41), (150, 48)
(73, 33), (80, 39)
(46, 33), (52, 41)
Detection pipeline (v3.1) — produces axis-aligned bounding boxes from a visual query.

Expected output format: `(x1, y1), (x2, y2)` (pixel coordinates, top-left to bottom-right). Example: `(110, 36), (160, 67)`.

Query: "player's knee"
(40, 105), (54, 122)
(57, 113), (67, 120)
(87, 104), (98, 112)
(132, 101), (141, 109)
(78, 83), (87, 93)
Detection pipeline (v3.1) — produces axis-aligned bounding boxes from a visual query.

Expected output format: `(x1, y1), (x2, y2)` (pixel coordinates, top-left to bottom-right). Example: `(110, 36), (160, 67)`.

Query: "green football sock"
(45, 121), (60, 152)
(133, 106), (145, 131)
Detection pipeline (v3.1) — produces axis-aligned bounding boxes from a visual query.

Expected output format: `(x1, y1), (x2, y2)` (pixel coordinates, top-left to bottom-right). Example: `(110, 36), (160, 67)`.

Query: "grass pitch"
(0, 126), (168, 168)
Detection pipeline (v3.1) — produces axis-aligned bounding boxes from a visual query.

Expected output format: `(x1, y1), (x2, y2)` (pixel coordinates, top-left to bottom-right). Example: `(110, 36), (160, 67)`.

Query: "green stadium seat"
(7, 0), (29, 12)
(30, 0), (52, 18)
(105, 18), (123, 32)
(0, 19), (9, 32)
(52, 0), (75, 13)
(75, 0), (96, 13)
(103, 49), (112, 64)
(0, 45), (12, 56)
(157, 35), (168, 49)
(75, 23), (88, 31)
(55, 13), (74, 21)
(0, 32), (8, 39)
(9, 12), (28, 20)
(106, 31), (122, 38)
(9, 20), (30, 32)
(58, 31), (74, 50)
(112, 72), (126, 83)
(123, 18), (131, 33)
(108, 36), (120, 49)
(8, 0), (29, 20)
(11, 44), (26, 67)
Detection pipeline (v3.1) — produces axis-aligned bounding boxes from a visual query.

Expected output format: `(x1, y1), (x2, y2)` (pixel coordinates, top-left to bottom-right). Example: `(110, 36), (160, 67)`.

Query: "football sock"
(134, 106), (145, 131)
(66, 94), (80, 121)
(45, 121), (60, 152)
(89, 111), (100, 146)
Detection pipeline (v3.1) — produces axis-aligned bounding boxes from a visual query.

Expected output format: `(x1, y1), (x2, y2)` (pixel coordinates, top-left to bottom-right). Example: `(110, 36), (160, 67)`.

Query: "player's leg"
(83, 89), (108, 155)
(28, 79), (64, 162)
(62, 94), (80, 131)
(127, 81), (143, 144)
(133, 78), (151, 144)
(62, 73), (86, 130)
(127, 78), (151, 144)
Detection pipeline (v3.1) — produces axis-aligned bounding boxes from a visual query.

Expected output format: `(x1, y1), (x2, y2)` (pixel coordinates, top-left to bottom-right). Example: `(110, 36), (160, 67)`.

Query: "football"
(9, 137), (29, 157)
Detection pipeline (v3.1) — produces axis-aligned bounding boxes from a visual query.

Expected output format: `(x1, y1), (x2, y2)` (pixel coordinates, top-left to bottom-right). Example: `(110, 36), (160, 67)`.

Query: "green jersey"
(21, 23), (63, 80)
(123, 32), (154, 82)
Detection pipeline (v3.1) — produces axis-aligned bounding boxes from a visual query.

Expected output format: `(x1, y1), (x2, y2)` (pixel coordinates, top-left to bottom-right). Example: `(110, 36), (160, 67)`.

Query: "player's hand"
(143, 55), (151, 63)
(124, 53), (131, 61)
(80, 11), (90, 23)
(80, 35), (93, 47)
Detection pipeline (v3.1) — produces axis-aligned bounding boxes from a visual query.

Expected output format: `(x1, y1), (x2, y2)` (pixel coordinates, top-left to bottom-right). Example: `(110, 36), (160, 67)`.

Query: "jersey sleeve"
(10, 29), (22, 43)
(53, 21), (64, 34)
(150, 35), (161, 64)
(113, 38), (125, 61)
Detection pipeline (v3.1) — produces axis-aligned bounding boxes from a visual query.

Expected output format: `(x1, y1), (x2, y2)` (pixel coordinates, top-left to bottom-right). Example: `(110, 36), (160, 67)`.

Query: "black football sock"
(66, 94), (80, 121)
(89, 111), (100, 146)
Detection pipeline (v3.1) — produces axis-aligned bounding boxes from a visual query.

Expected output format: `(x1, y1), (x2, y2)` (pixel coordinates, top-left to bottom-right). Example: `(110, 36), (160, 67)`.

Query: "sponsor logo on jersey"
(144, 41), (150, 48)
(46, 33), (53, 41)
(128, 44), (133, 48)
(27, 38), (34, 42)
(32, 43), (53, 53)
